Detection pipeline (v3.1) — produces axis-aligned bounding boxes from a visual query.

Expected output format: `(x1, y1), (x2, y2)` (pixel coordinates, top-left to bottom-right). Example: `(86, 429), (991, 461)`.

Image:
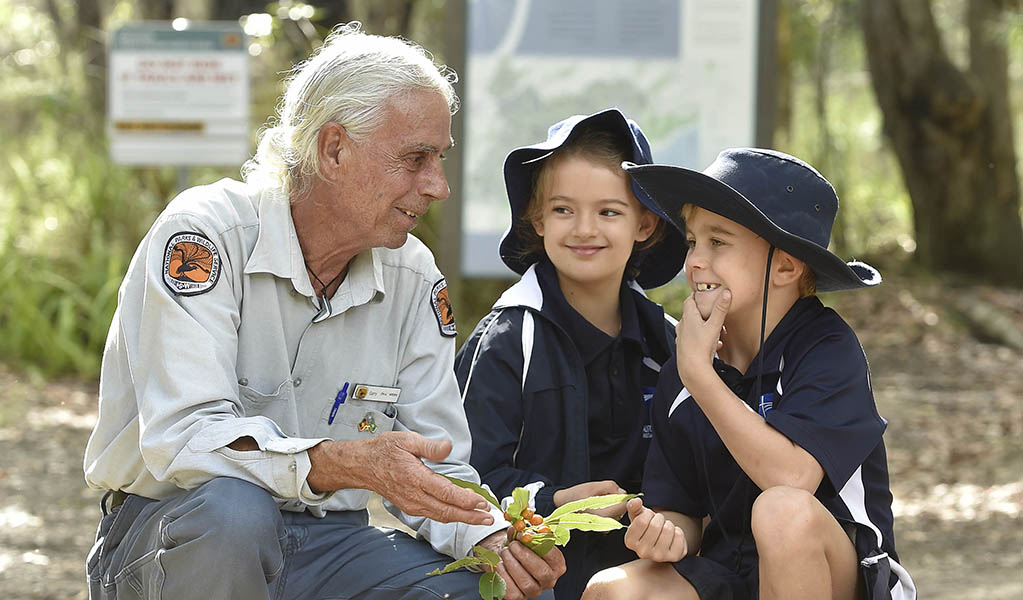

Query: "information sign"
(108, 22), (249, 166)
(462, 0), (761, 277)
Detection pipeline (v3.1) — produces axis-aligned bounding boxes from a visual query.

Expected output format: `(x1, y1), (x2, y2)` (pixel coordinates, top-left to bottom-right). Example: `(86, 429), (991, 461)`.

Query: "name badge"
(353, 384), (401, 403)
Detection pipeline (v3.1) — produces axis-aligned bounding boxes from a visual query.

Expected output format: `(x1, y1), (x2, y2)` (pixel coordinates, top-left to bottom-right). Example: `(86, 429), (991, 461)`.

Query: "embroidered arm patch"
(163, 231), (221, 296)
(431, 278), (456, 337)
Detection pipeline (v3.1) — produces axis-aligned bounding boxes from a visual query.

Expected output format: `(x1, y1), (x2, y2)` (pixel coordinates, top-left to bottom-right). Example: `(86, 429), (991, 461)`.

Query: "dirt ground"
(0, 264), (1020, 598)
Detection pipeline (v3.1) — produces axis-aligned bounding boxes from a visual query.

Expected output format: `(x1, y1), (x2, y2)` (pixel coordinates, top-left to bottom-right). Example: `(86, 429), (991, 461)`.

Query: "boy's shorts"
(673, 555), (758, 600)
(672, 520), (897, 600)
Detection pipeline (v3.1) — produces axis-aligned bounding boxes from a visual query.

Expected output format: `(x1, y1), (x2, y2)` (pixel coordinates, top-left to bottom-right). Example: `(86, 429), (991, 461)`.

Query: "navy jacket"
(455, 263), (675, 600)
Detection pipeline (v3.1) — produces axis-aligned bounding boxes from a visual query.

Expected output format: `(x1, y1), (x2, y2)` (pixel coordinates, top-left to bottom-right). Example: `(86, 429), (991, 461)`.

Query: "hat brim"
(499, 109), (685, 289)
(624, 163), (881, 292)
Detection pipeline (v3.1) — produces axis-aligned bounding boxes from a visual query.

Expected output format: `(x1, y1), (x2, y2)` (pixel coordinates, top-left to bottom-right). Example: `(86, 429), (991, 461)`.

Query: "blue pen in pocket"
(328, 382), (349, 425)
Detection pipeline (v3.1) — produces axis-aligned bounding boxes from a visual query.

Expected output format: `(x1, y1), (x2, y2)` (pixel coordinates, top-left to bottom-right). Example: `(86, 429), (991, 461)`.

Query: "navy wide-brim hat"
(624, 148), (881, 292)
(499, 108), (686, 289)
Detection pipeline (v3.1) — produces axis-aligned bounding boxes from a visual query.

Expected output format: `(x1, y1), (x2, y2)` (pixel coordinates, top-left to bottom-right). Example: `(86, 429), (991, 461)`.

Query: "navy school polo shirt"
(535, 261), (658, 494)
(643, 296), (902, 572)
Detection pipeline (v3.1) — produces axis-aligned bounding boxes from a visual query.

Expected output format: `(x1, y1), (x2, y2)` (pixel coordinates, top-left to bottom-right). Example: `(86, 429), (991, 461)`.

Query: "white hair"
(242, 22), (459, 197)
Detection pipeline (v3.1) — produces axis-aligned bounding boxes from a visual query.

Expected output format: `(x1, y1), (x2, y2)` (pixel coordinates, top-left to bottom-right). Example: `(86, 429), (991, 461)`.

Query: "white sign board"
(108, 22), (249, 166)
(462, 0), (760, 277)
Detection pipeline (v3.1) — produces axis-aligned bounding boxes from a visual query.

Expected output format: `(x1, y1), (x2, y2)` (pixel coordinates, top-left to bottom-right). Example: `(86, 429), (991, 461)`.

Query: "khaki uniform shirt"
(84, 178), (504, 558)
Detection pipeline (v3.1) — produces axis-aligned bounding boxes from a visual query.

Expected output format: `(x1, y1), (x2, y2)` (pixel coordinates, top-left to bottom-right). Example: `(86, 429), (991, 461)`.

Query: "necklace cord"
(305, 261), (346, 301)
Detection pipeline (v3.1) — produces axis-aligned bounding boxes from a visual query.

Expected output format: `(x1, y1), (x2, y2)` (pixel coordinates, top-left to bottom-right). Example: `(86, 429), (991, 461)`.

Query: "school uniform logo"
(163, 231), (221, 296)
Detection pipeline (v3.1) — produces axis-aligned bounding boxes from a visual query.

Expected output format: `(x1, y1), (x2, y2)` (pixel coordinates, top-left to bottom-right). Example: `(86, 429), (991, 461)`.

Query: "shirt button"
(238, 378), (248, 386)
(288, 462), (297, 472)
(294, 377), (303, 387)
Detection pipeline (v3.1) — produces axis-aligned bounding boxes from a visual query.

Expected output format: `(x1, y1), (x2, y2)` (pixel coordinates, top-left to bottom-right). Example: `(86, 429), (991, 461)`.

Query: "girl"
(455, 109), (686, 600)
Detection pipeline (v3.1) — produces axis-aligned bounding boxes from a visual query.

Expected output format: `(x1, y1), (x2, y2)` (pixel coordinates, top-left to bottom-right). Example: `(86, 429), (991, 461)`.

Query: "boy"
(455, 109), (686, 599)
(583, 149), (916, 599)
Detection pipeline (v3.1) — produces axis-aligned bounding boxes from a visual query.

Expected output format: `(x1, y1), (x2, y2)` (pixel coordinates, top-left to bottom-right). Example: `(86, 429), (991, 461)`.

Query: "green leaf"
(506, 487), (531, 519)
(548, 512), (625, 532)
(479, 571), (507, 600)
(441, 475), (501, 508)
(473, 545), (501, 567)
(547, 493), (639, 520)
(529, 536), (556, 557)
(552, 524), (571, 546)
(426, 555), (490, 576)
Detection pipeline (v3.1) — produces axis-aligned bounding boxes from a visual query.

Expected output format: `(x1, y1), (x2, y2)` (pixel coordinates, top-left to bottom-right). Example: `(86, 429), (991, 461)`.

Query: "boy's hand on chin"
(676, 289), (731, 386)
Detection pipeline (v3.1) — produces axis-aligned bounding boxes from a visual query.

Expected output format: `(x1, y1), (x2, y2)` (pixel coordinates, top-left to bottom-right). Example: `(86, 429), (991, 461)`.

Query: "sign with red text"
(108, 22), (249, 166)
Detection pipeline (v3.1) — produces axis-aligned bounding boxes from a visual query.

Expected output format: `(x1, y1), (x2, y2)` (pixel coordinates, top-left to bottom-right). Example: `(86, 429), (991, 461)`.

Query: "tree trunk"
(861, 0), (1023, 284)
(813, 3), (844, 253)
(347, 0), (416, 37)
(774, 0), (793, 148)
(210, 1), (270, 21)
(139, 0), (175, 20)
(74, 0), (105, 116)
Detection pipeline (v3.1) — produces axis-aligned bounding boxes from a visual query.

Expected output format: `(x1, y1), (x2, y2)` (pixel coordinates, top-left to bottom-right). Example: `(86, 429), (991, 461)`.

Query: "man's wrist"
(307, 439), (369, 493)
(306, 441), (333, 493)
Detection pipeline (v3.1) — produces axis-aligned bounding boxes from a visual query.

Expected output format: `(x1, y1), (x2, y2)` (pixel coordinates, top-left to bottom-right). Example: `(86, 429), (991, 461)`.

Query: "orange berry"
(538, 525), (551, 534)
(513, 519), (527, 532)
(503, 511), (511, 522)
(522, 508), (534, 520)
(530, 514), (544, 526)
(520, 532), (533, 544)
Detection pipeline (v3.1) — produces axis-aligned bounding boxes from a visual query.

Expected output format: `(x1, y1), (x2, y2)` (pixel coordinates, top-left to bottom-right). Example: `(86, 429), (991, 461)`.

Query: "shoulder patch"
(163, 231), (221, 296)
(431, 278), (456, 337)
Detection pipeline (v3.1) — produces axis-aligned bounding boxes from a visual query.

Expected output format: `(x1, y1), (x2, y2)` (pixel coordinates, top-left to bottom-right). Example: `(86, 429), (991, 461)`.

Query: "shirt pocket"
(237, 379), (291, 406)
(236, 379), (293, 427)
(324, 399), (397, 441)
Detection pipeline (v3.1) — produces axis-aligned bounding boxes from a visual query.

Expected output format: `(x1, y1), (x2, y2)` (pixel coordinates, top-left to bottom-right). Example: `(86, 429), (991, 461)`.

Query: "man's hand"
(677, 289), (731, 387)
(552, 480), (627, 519)
(477, 531), (566, 600)
(623, 498), (688, 563)
(307, 431), (494, 525)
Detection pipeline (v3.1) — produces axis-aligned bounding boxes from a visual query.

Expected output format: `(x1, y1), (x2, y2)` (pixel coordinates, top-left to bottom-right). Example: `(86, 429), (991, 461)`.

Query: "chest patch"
(163, 231), (221, 296)
(431, 278), (456, 337)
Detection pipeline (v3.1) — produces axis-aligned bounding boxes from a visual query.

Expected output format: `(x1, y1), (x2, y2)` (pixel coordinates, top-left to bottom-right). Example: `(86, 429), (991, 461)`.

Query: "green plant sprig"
(428, 476), (639, 600)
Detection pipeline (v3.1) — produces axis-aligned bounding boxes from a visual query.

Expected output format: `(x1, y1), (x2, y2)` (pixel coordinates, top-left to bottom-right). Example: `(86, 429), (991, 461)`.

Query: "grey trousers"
(86, 477), (525, 600)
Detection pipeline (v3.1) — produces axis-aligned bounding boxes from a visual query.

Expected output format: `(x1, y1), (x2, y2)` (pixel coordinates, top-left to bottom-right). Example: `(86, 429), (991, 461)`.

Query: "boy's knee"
(582, 567), (630, 600)
(751, 486), (823, 553)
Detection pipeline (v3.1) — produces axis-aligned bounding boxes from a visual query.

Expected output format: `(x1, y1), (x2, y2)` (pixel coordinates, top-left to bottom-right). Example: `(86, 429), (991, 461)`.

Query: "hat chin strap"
(756, 246), (775, 403)
(728, 244), (776, 574)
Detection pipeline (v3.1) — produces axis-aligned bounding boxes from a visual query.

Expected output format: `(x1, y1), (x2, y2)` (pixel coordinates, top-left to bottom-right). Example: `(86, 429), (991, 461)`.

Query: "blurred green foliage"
(0, 1), (452, 376)
(0, 0), (1018, 376)
(0, 2), (165, 376)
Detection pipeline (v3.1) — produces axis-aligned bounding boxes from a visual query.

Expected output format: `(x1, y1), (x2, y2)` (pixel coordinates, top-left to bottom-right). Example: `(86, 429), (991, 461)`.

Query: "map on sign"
(461, 0), (759, 277)
(108, 22), (249, 166)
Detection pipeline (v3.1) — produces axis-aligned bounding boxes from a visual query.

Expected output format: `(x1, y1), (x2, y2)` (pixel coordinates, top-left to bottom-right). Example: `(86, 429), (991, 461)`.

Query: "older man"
(84, 23), (564, 600)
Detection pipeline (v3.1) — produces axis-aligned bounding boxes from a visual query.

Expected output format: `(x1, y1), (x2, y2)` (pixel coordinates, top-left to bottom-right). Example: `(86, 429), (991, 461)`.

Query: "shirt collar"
(331, 247), (386, 313)
(735, 295), (825, 381)
(244, 188), (313, 296)
(618, 281), (645, 347)
(535, 259), (644, 365)
(244, 188), (385, 307)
